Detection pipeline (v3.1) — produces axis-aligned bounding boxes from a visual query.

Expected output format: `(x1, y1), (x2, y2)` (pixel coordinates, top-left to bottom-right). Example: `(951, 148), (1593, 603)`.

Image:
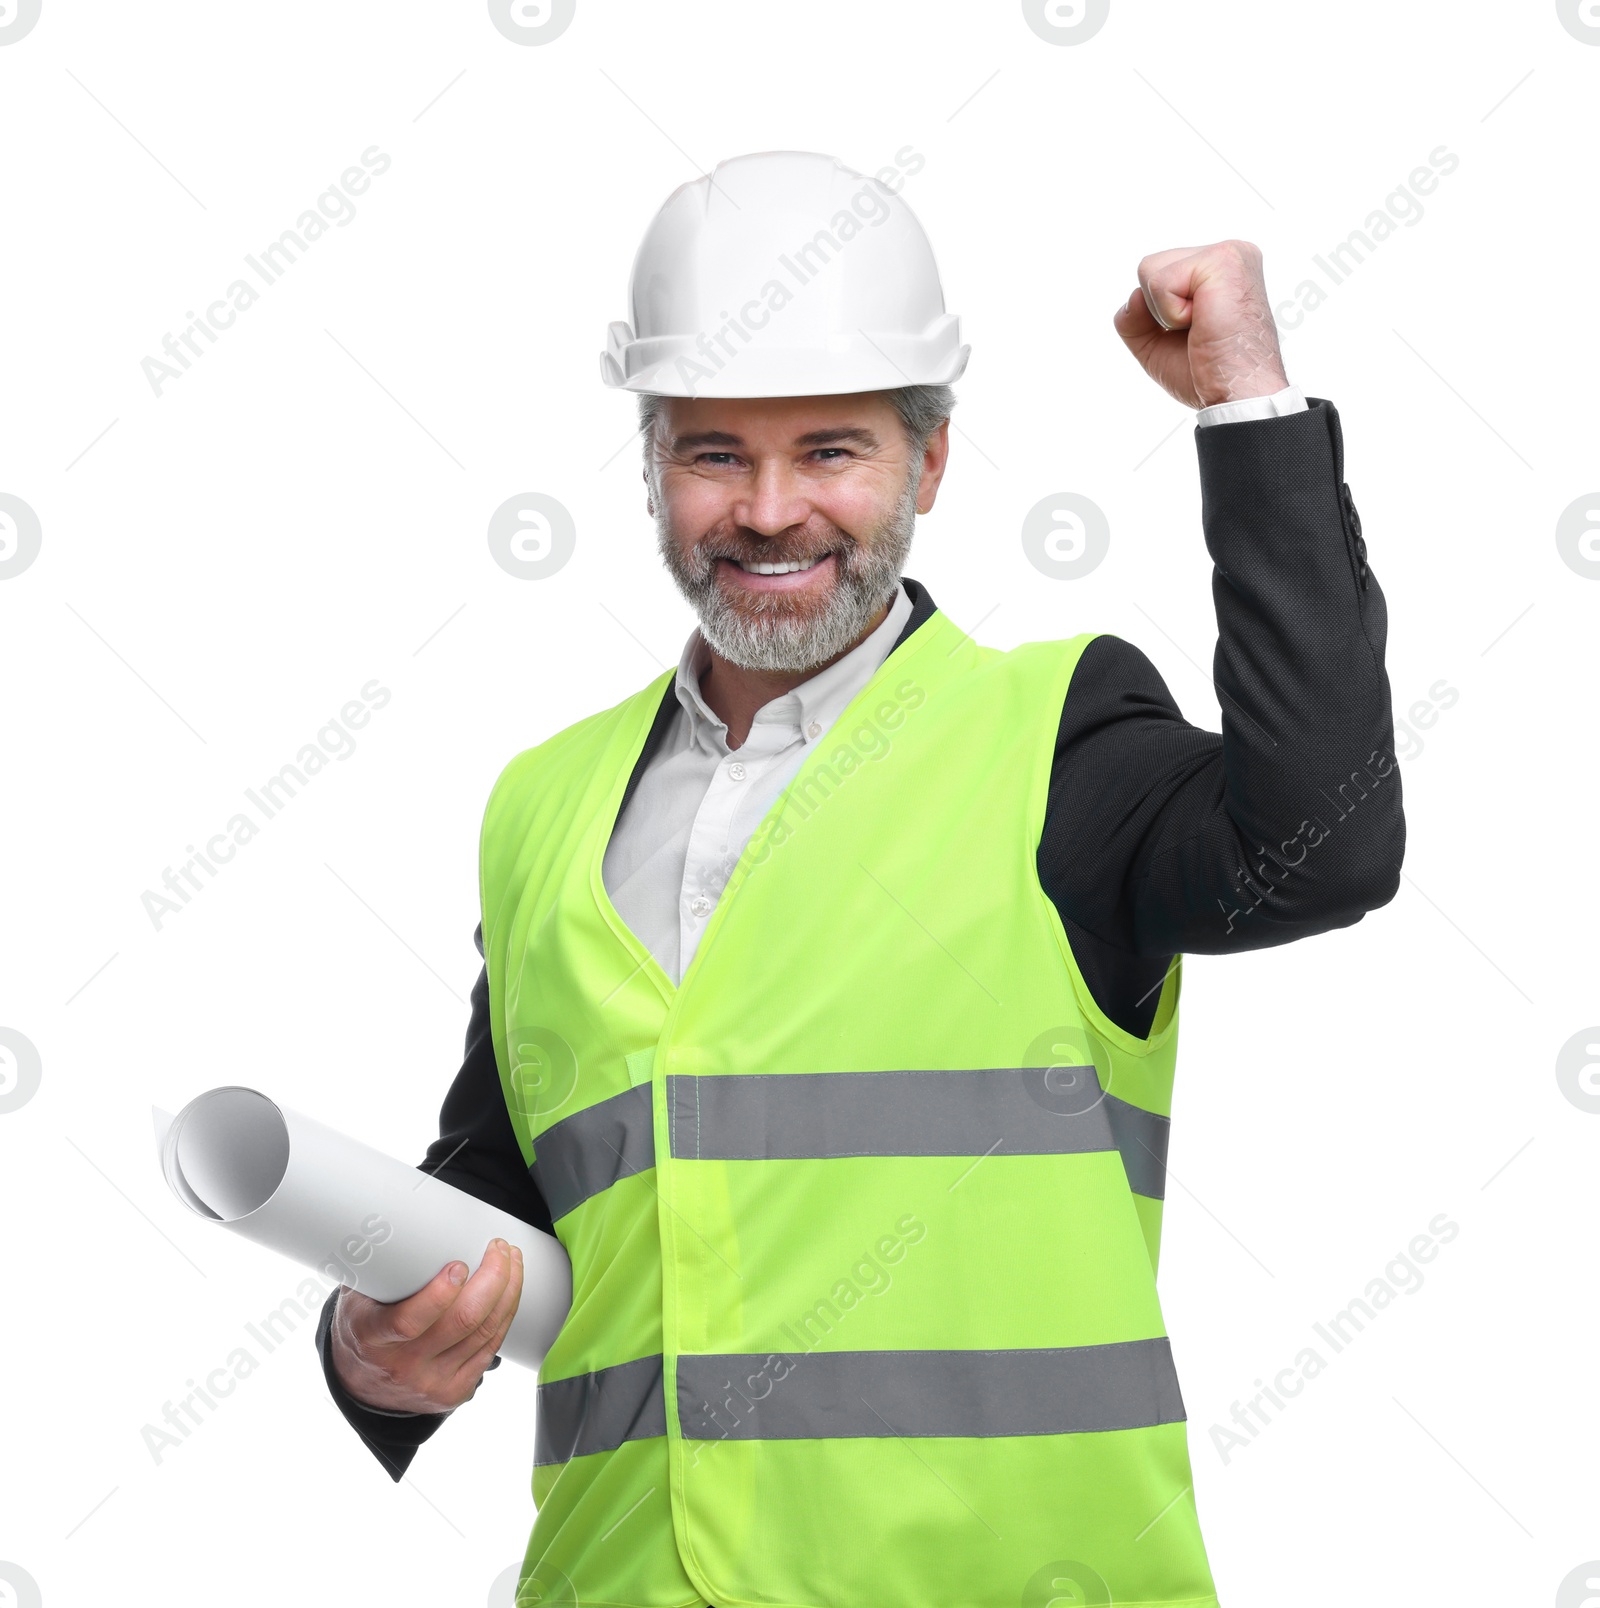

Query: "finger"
(1140, 284), (1175, 332)
(1119, 287), (1157, 337)
(1138, 268), (1193, 332)
(417, 1238), (517, 1360)
(449, 1290), (523, 1396)
(1133, 244), (1207, 333)
(440, 1241), (525, 1376)
(434, 1247), (521, 1389)
(1112, 286), (1189, 355)
(356, 1259), (470, 1349)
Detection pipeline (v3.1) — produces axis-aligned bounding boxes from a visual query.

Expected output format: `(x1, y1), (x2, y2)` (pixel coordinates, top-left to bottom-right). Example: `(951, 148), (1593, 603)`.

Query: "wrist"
(1196, 369), (1290, 410)
(1195, 383), (1306, 428)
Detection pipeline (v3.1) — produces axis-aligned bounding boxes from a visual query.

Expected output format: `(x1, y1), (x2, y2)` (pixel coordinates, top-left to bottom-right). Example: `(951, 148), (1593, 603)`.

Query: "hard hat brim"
(600, 326), (969, 399)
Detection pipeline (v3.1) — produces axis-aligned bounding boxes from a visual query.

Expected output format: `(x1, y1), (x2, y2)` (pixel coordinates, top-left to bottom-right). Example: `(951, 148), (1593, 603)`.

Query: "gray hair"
(637, 384), (955, 466)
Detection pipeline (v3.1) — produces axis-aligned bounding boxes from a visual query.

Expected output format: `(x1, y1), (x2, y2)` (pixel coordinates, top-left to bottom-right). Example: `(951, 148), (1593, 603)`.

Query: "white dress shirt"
(601, 385), (1307, 984)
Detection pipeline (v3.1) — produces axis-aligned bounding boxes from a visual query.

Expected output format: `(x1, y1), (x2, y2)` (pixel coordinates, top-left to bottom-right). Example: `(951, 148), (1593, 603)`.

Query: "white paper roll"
(154, 1086), (570, 1370)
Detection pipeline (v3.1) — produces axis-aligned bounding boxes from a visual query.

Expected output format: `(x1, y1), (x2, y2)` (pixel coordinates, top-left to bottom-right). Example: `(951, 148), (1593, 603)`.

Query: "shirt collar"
(674, 582), (913, 749)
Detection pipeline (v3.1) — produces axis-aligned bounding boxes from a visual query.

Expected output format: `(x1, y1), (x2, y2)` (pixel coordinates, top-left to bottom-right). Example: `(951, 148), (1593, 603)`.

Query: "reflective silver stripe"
(535, 1354), (666, 1466)
(665, 1068), (1169, 1199)
(532, 1082), (655, 1220)
(1103, 1091), (1169, 1200)
(676, 1338), (1184, 1441)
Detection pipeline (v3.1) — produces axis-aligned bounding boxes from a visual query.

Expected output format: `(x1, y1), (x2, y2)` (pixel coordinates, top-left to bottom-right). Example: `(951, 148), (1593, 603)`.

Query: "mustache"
(698, 533), (855, 566)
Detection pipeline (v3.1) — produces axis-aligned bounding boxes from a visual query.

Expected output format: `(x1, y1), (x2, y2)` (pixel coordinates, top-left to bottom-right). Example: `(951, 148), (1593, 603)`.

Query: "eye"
(696, 452), (741, 467)
(812, 447), (851, 462)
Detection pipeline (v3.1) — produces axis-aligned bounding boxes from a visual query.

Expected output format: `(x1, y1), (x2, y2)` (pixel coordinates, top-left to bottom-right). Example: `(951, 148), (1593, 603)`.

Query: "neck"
(698, 597), (890, 750)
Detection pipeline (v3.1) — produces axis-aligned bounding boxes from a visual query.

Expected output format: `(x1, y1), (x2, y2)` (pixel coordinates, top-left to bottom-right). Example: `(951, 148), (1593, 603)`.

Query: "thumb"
(1113, 285), (1167, 341)
(1138, 276), (1189, 332)
(1112, 286), (1203, 409)
(360, 1259), (471, 1348)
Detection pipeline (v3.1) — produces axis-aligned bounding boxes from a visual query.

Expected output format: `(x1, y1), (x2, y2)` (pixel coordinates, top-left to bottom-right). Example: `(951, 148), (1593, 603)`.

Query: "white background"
(2, 1), (1596, 1604)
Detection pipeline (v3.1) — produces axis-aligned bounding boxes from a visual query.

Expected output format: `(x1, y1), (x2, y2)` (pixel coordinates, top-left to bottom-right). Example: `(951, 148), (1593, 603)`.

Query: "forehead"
(660, 392), (900, 450)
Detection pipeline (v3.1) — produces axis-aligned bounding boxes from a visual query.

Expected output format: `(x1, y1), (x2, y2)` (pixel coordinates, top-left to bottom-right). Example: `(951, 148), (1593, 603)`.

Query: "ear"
(915, 419), (952, 516)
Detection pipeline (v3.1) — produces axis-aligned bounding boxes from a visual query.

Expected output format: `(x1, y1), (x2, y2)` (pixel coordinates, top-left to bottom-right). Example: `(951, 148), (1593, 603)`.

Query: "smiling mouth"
(729, 553), (829, 575)
(715, 550), (837, 590)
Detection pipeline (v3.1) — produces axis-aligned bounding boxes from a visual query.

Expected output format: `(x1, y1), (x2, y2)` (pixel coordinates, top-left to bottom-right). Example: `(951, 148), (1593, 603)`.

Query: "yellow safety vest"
(480, 605), (1217, 1608)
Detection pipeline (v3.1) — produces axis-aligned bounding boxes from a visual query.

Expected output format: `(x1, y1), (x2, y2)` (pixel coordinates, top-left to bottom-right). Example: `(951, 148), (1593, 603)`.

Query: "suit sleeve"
(313, 921), (555, 1482)
(1037, 396), (1405, 1037)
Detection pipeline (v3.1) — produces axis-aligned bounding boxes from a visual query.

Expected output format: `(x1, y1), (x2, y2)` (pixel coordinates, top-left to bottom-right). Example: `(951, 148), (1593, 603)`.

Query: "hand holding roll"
(330, 1236), (526, 1413)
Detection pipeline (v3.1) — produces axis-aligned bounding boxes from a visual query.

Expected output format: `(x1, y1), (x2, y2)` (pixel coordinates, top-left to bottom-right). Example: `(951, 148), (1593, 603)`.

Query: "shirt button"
(689, 894), (712, 918)
(728, 760), (747, 781)
(807, 720), (822, 739)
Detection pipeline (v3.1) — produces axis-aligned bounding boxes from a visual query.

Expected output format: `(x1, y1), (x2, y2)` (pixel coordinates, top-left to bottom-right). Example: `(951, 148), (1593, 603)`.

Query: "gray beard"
(654, 467), (919, 674)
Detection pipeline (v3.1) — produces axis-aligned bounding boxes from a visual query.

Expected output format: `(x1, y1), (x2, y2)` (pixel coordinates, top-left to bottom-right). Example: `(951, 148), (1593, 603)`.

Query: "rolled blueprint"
(153, 1086), (570, 1370)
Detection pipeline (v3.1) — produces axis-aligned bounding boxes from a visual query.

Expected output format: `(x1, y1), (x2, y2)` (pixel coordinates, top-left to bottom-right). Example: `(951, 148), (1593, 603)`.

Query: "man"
(315, 152), (1403, 1608)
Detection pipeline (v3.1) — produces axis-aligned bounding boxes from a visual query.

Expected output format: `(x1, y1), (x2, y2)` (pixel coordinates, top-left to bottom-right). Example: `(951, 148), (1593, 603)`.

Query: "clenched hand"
(1114, 239), (1290, 411)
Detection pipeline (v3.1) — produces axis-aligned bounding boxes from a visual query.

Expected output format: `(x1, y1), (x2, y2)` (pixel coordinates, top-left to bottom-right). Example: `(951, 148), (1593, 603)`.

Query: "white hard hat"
(599, 150), (969, 399)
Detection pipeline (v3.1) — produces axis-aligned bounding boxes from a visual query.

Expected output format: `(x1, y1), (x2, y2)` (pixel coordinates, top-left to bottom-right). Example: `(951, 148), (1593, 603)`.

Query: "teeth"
(735, 554), (827, 575)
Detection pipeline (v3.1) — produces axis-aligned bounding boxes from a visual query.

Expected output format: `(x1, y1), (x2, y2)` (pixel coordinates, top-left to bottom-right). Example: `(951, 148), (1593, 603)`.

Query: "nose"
(730, 458), (813, 539)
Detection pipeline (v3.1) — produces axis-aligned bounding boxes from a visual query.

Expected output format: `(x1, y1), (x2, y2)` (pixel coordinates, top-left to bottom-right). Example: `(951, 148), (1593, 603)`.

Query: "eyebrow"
(794, 426), (880, 450)
(668, 426), (882, 454)
(669, 430), (744, 453)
